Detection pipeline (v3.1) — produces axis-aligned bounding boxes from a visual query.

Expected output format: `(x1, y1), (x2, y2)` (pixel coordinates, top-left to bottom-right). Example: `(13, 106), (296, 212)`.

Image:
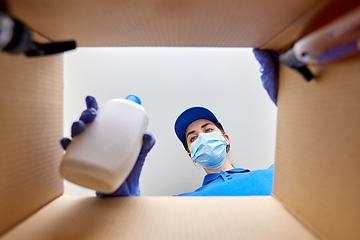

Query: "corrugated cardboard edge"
(272, 194), (324, 240)
(273, 54), (360, 240)
(2, 195), (319, 240)
(0, 53), (64, 235)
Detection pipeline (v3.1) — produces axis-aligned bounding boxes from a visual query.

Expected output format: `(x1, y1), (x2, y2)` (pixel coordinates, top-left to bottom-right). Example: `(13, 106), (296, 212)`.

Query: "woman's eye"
(190, 136), (197, 142)
(205, 128), (213, 133)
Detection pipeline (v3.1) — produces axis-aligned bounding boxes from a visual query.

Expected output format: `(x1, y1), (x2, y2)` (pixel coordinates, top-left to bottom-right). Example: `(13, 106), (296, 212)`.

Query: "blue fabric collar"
(202, 168), (250, 185)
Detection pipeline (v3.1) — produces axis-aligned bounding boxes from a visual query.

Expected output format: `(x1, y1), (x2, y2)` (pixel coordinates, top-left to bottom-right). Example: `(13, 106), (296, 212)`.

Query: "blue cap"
(174, 106), (223, 150)
(126, 95), (141, 105)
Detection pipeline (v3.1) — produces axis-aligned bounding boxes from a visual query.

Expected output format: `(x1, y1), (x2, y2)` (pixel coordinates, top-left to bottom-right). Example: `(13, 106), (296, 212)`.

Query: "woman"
(173, 106), (274, 196)
(61, 97), (274, 196)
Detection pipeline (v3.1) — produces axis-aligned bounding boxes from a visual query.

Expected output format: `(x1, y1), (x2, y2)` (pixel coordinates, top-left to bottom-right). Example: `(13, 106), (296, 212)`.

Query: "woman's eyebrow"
(186, 123), (213, 139)
(186, 130), (195, 138)
(201, 123), (213, 129)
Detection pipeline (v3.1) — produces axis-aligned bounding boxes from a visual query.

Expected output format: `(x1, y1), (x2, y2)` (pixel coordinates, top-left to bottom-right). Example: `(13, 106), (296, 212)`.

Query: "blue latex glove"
(60, 96), (155, 197)
(253, 49), (279, 105)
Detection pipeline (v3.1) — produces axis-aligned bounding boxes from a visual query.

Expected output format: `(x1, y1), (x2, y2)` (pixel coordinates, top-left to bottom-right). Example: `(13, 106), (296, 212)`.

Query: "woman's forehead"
(185, 119), (214, 135)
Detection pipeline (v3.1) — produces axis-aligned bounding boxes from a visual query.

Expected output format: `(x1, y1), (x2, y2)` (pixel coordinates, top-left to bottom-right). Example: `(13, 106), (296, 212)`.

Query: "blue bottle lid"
(125, 95), (141, 105)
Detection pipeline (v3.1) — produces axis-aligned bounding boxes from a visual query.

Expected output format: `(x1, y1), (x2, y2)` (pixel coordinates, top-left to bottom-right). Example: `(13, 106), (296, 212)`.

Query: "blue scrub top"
(175, 164), (274, 196)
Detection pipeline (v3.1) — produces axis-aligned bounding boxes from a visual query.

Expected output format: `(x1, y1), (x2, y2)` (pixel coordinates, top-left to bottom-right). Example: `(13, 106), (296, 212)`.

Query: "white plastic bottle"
(60, 96), (149, 193)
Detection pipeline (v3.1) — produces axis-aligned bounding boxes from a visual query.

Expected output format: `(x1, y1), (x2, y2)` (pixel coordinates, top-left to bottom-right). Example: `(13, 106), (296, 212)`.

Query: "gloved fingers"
(253, 49), (276, 72)
(269, 50), (280, 65)
(253, 48), (270, 58)
(61, 96), (97, 150)
(141, 131), (156, 152)
(253, 49), (279, 105)
(71, 120), (85, 138)
(60, 138), (72, 150)
(253, 48), (275, 61)
(80, 107), (97, 123)
(86, 96), (98, 110)
(253, 49), (279, 71)
(253, 49), (268, 64)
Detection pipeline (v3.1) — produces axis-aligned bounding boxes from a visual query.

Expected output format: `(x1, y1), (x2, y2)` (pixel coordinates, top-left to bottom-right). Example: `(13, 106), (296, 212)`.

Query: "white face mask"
(189, 132), (227, 170)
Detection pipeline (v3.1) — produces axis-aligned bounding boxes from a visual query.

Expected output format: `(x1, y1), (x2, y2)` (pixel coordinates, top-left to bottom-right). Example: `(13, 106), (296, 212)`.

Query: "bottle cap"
(125, 95), (141, 105)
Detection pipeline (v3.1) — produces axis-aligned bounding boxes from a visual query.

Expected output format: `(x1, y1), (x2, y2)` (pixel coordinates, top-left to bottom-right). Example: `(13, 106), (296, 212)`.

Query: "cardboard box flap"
(2, 195), (318, 240)
(8, 0), (330, 49)
(274, 54), (360, 240)
(0, 54), (64, 235)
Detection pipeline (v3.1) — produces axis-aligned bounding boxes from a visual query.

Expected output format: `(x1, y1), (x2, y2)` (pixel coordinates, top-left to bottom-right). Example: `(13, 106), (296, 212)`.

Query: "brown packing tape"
(0, 53), (64, 235)
(274, 54), (360, 240)
(2, 195), (318, 240)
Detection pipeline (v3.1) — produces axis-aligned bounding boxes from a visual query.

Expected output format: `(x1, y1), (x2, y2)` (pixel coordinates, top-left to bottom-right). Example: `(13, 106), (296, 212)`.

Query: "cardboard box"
(1, 0), (359, 239)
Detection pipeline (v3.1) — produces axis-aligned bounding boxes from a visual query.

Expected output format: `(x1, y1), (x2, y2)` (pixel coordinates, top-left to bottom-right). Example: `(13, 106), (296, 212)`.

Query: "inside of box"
(2, 0), (360, 239)
(274, 54), (360, 240)
(0, 54), (64, 235)
(8, 0), (331, 49)
(2, 195), (319, 240)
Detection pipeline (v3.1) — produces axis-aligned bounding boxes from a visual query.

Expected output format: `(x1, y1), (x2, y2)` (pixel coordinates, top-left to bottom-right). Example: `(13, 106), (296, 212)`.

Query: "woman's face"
(185, 119), (229, 151)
